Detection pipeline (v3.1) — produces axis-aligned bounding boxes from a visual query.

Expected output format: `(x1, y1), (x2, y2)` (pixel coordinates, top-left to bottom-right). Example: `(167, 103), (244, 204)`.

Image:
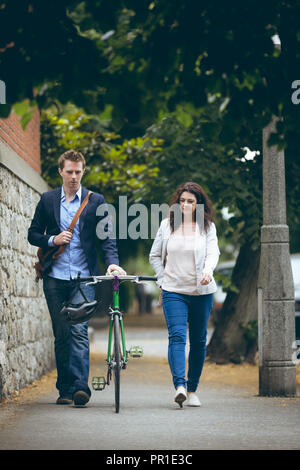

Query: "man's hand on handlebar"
(106, 264), (127, 276)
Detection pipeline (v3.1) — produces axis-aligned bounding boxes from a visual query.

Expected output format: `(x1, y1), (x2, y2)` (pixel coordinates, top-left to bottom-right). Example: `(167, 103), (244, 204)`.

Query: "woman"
(149, 182), (220, 408)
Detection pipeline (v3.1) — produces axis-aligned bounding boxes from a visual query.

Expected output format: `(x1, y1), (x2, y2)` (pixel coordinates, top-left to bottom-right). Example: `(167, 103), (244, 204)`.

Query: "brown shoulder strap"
(68, 190), (93, 233)
(52, 190), (93, 259)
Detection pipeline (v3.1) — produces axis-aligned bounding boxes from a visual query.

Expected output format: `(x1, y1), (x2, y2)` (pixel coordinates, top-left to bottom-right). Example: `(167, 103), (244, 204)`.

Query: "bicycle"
(73, 272), (157, 413)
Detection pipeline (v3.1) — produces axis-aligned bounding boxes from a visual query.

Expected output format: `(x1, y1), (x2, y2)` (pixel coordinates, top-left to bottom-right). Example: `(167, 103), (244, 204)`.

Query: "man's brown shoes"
(73, 390), (90, 407)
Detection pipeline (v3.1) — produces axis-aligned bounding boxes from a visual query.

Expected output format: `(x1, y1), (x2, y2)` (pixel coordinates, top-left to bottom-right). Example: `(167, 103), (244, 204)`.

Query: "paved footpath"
(0, 326), (299, 451)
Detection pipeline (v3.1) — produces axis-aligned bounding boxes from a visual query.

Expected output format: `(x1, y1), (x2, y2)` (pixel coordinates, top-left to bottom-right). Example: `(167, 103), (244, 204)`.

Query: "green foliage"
(241, 320), (258, 343)
(5, 0), (297, 268)
(40, 98), (299, 279)
(2, 1), (300, 159)
(85, 135), (162, 202)
(124, 255), (154, 277)
(13, 100), (37, 130)
(39, 98), (268, 267)
(40, 105), (162, 202)
(214, 272), (239, 295)
(144, 110), (263, 252)
(0, 1), (104, 117)
(65, 0), (300, 147)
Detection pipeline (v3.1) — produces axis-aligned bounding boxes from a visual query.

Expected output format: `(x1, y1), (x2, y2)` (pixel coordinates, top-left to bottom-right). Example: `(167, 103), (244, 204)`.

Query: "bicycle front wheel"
(113, 315), (122, 413)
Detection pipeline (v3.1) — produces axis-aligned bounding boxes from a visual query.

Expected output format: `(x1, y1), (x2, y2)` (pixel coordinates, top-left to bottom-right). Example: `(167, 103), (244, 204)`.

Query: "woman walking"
(149, 182), (220, 407)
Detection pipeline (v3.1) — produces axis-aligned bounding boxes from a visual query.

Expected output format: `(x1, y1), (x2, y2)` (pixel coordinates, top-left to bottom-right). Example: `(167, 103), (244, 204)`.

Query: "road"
(90, 326), (214, 358)
(0, 326), (299, 450)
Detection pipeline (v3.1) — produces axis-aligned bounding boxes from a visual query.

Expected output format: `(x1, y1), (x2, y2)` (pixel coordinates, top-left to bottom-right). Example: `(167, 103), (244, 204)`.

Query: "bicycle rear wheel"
(113, 315), (121, 413)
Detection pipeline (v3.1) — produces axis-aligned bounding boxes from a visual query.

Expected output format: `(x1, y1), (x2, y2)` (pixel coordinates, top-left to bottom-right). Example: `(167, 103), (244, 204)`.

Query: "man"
(28, 149), (126, 407)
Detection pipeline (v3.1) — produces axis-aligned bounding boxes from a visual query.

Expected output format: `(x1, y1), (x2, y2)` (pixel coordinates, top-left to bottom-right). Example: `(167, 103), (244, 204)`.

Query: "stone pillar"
(257, 116), (296, 396)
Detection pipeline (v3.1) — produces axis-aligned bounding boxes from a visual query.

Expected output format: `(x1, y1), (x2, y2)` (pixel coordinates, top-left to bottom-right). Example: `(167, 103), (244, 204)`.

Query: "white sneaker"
(174, 386), (187, 408)
(186, 393), (201, 407)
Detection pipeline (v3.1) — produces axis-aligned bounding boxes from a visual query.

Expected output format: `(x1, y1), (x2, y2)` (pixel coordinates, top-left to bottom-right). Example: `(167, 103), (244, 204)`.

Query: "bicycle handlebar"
(71, 274), (157, 284)
(136, 276), (158, 281)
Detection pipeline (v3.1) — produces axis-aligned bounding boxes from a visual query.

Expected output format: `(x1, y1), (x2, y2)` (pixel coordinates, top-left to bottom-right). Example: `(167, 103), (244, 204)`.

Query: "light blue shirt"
(48, 185), (90, 280)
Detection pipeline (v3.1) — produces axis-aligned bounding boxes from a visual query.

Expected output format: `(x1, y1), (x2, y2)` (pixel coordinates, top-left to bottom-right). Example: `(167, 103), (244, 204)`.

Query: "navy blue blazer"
(28, 186), (119, 276)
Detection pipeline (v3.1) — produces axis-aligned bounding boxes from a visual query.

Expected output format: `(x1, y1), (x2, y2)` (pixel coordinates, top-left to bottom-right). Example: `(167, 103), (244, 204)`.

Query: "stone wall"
(0, 143), (54, 401)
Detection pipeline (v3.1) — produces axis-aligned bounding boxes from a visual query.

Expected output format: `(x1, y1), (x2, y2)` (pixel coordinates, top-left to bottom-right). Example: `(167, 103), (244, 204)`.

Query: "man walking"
(28, 149), (126, 406)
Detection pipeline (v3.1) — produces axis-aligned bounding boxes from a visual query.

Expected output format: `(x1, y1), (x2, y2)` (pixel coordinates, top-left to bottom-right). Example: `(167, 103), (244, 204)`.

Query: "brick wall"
(0, 107), (41, 174)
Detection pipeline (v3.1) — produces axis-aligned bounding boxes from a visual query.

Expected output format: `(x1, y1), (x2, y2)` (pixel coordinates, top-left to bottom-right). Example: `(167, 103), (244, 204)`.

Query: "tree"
(40, 97), (300, 363)
(0, 0), (105, 117)
(2, 1), (300, 362)
(73, 0), (299, 363)
(68, 0), (300, 144)
(3, 1), (300, 144)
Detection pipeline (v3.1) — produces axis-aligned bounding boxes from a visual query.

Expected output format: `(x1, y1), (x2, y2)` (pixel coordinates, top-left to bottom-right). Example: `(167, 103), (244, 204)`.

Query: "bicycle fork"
(107, 312), (127, 369)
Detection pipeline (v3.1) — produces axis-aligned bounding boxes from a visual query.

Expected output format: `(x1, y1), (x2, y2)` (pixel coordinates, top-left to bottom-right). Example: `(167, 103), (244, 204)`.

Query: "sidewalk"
(0, 309), (299, 450)
(0, 351), (299, 450)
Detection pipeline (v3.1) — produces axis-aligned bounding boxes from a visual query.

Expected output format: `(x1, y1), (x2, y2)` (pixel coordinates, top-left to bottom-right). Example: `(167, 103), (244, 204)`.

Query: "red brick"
(0, 108), (41, 173)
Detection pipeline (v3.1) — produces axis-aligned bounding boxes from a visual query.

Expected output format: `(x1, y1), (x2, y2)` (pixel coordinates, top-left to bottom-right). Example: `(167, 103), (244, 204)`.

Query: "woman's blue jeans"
(162, 289), (213, 392)
(43, 276), (95, 399)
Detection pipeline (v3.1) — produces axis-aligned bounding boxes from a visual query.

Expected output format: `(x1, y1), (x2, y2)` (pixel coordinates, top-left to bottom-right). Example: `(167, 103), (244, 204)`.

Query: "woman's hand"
(200, 272), (212, 285)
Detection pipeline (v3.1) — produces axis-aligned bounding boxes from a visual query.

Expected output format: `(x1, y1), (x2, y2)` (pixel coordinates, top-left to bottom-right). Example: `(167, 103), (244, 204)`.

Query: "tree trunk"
(207, 243), (260, 364)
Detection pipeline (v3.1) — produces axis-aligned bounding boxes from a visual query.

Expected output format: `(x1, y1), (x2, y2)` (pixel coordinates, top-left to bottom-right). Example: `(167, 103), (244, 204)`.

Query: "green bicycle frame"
(106, 285), (127, 365)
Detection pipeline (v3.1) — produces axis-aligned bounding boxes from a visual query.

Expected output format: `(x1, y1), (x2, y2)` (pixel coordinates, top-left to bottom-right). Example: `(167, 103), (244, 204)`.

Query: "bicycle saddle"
(60, 300), (98, 325)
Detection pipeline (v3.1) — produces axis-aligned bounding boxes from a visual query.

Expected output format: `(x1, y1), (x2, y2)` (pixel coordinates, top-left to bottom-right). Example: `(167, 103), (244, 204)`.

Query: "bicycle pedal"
(129, 346), (144, 358)
(92, 376), (106, 390)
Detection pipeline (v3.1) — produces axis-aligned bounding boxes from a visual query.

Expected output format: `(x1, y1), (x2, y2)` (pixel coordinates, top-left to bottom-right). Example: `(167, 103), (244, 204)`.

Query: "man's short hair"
(58, 150), (86, 170)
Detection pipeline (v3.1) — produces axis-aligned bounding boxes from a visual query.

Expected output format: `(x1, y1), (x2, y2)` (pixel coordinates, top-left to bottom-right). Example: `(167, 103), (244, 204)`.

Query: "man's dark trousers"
(43, 276), (95, 399)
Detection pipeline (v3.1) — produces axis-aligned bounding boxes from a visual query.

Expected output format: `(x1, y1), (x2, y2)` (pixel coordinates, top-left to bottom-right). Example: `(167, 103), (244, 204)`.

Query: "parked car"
(213, 260), (235, 313)
(291, 253), (300, 341)
(213, 254), (300, 341)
